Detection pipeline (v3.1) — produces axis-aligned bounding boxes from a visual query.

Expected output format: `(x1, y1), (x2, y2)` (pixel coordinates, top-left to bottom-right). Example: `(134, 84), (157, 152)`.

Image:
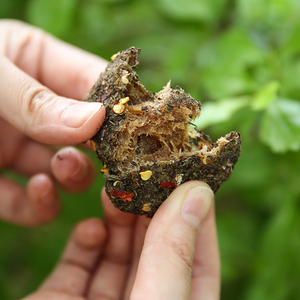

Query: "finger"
(0, 19), (107, 99)
(22, 290), (85, 300)
(191, 203), (220, 300)
(130, 181), (214, 300)
(124, 216), (151, 300)
(39, 218), (107, 296)
(0, 117), (54, 176)
(10, 140), (55, 176)
(9, 139), (54, 177)
(51, 147), (96, 193)
(0, 174), (60, 226)
(88, 188), (137, 300)
(0, 55), (105, 146)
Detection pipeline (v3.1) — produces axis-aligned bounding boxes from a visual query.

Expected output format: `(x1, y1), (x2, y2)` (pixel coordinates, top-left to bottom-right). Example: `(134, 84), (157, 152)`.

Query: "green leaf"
(237, 0), (300, 24)
(93, 0), (128, 4)
(26, 0), (77, 37)
(194, 96), (250, 129)
(156, 0), (225, 24)
(244, 194), (300, 300)
(260, 98), (300, 152)
(280, 57), (300, 100)
(281, 23), (300, 57)
(197, 28), (264, 99)
(0, 0), (27, 18)
(252, 81), (279, 111)
(237, 0), (300, 49)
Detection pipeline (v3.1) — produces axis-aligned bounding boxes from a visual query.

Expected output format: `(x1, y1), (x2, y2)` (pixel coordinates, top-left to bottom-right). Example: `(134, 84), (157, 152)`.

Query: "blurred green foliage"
(1, 0), (300, 299)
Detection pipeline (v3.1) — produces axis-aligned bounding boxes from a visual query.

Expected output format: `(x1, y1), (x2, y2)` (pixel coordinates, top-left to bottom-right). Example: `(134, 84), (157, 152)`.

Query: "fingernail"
(62, 102), (103, 128)
(181, 185), (214, 228)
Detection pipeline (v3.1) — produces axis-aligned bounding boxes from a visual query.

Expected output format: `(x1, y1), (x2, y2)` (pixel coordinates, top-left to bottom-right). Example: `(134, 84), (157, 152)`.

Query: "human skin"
(23, 182), (220, 300)
(0, 20), (220, 299)
(0, 19), (106, 225)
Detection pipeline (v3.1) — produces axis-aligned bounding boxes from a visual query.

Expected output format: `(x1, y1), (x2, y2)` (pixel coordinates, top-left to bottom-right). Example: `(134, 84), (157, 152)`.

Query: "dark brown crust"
(85, 47), (241, 217)
(105, 132), (240, 216)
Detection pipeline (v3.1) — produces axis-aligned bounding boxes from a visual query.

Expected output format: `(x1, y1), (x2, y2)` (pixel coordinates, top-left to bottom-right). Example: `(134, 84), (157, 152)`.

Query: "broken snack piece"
(85, 47), (241, 217)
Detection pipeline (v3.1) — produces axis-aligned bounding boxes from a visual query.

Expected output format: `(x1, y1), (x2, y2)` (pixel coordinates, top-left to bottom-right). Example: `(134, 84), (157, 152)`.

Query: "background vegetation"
(1, 0), (300, 299)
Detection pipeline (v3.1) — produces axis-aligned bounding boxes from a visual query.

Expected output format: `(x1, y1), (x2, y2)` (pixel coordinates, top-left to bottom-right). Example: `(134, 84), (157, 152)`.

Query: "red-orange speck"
(160, 182), (177, 189)
(109, 190), (134, 201)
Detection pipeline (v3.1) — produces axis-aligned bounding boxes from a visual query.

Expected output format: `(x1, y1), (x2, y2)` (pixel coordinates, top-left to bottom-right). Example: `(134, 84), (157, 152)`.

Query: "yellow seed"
(111, 52), (120, 60)
(113, 180), (121, 186)
(90, 140), (97, 152)
(101, 165), (110, 174)
(142, 203), (152, 212)
(119, 97), (130, 105)
(121, 75), (129, 84)
(140, 170), (153, 181)
(113, 103), (125, 114)
(175, 173), (183, 185)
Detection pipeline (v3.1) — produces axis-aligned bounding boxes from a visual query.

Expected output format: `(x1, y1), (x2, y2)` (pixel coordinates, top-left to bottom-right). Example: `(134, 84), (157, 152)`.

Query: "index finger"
(0, 20), (107, 145)
(0, 19), (107, 100)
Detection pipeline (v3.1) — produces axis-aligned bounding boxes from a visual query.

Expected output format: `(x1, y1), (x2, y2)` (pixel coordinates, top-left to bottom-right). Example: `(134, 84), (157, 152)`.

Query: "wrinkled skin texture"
(0, 19), (106, 225)
(23, 182), (220, 300)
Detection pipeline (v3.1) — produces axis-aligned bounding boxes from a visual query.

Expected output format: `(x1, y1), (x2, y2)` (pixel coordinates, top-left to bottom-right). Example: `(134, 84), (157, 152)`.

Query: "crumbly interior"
(85, 47), (240, 190)
(111, 82), (214, 173)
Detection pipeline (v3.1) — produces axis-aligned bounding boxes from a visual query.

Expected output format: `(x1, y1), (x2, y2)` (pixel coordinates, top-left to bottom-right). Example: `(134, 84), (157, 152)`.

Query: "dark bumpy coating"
(85, 47), (241, 217)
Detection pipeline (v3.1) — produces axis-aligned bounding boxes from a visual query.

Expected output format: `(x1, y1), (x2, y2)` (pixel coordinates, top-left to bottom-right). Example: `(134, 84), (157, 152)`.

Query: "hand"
(23, 181), (220, 300)
(0, 20), (107, 226)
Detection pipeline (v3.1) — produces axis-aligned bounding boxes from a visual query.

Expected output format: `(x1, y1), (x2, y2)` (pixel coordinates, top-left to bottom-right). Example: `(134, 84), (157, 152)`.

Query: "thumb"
(0, 55), (104, 145)
(131, 181), (214, 300)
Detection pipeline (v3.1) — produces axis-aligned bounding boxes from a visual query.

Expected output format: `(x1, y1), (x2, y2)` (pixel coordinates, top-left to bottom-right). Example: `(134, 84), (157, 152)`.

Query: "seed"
(119, 97), (130, 105)
(142, 203), (152, 212)
(121, 75), (129, 84)
(113, 103), (125, 114)
(90, 139), (97, 151)
(111, 52), (120, 60)
(175, 174), (184, 185)
(139, 170), (153, 181)
(101, 165), (110, 174)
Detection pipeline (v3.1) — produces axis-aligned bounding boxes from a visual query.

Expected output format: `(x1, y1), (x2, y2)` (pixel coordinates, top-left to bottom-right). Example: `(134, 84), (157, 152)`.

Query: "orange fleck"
(109, 190), (134, 201)
(160, 182), (177, 189)
(142, 203), (152, 212)
(90, 140), (97, 151)
(100, 165), (110, 174)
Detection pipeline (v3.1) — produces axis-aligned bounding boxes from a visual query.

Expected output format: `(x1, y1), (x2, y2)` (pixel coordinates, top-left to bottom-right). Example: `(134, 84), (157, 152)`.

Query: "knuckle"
(26, 86), (52, 113)
(169, 234), (194, 271)
(22, 85), (56, 130)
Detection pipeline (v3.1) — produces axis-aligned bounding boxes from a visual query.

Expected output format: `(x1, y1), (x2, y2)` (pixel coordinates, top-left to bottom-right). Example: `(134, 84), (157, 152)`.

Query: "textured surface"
(85, 47), (241, 216)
